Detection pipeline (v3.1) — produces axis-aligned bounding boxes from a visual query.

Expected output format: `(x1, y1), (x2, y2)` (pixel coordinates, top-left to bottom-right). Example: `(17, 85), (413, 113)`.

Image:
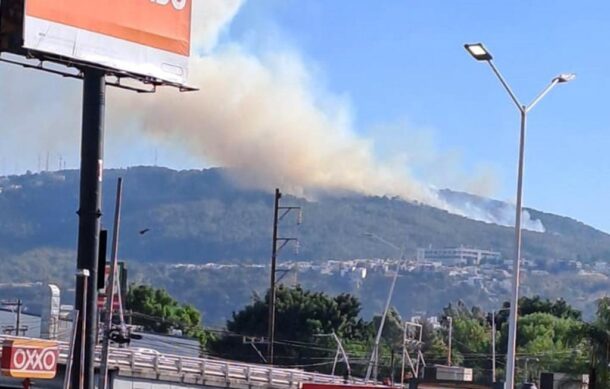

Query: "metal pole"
(99, 178), (123, 389)
(366, 263), (400, 382)
(362, 234), (404, 382)
(333, 331), (351, 379)
(63, 310), (80, 389)
(492, 310), (496, 383)
(447, 316), (453, 366)
(468, 49), (572, 388)
(391, 348), (396, 385)
(267, 188), (281, 365)
(77, 271), (90, 389)
(505, 108), (526, 389)
(331, 345), (340, 376)
(401, 323), (406, 387)
(15, 299), (21, 336)
(71, 68), (106, 389)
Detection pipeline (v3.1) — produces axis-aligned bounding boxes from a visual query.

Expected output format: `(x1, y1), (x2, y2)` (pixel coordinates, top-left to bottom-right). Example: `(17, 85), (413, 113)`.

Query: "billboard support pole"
(71, 68), (106, 389)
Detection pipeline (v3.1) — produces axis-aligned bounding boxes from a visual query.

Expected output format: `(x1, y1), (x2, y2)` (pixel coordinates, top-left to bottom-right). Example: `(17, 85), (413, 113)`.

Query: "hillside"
(1, 167), (609, 264)
(2, 167), (610, 324)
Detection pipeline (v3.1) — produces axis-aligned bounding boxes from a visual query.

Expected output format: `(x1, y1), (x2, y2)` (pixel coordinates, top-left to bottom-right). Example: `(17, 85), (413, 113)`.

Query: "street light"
(464, 43), (493, 61)
(465, 42), (574, 389)
(363, 232), (404, 382)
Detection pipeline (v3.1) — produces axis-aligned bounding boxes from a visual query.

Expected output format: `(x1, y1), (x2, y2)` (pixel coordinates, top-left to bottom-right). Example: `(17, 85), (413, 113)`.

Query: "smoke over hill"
(109, 1), (543, 231)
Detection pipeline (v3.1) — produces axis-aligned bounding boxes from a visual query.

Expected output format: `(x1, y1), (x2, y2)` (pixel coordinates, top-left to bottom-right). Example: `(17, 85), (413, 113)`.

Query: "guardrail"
(0, 335), (361, 388)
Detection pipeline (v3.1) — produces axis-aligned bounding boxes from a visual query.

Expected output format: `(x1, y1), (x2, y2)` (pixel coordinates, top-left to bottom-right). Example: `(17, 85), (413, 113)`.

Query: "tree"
(209, 285), (371, 371)
(441, 301), (490, 376)
(585, 297), (610, 389)
(494, 296), (582, 335)
(126, 284), (209, 347)
(489, 297), (589, 384)
(419, 318), (448, 366)
(515, 312), (586, 380)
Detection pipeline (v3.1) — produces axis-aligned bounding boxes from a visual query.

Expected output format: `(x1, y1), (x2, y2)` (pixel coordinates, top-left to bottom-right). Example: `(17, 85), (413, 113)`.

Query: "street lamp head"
(464, 43), (493, 61)
(554, 73), (576, 83)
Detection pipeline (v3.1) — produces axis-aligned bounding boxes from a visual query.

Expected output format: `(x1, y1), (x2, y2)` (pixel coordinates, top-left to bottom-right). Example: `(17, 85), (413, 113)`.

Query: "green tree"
(370, 308), (407, 381)
(585, 297), (610, 388)
(494, 296), (582, 337)
(491, 297), (589, 384)
(209, 285), (371, 372)
(126, 284), (209, 347)
(442, 301), (490, 377)
(515, 312), (586, 380)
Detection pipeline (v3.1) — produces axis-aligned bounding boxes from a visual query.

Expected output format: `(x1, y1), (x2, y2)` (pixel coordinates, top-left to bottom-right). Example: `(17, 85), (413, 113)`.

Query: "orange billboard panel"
(21, 0), (193, 84)
(25, 0), (191, 56)
(1, 339), (59, 379)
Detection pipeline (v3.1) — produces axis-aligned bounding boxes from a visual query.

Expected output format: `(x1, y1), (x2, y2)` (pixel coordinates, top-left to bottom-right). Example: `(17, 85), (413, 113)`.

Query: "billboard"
(97, 262), (127, 311)
(13, 0), (192, 85)
(1, 339), (59, 379)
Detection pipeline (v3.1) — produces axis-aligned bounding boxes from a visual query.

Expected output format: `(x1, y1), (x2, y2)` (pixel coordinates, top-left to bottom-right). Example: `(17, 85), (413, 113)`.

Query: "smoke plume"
(109, 1), (544, 232)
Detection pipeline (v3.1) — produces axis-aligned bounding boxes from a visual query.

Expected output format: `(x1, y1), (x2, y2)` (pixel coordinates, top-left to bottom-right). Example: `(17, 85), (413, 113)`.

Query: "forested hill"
(1, 166), (609, 264)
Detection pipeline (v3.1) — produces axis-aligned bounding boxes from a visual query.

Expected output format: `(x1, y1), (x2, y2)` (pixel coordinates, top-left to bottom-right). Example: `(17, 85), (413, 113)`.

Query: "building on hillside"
(416, 246), (501, 266)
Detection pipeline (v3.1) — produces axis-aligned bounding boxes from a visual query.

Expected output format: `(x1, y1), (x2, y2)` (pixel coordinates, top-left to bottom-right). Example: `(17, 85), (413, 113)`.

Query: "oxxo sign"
(150, 0), (188, 10)
(1, 339), (59, 379)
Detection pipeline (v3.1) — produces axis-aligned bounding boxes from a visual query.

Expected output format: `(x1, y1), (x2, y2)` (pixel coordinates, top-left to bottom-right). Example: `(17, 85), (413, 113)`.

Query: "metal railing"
(0, 335), (359, 388)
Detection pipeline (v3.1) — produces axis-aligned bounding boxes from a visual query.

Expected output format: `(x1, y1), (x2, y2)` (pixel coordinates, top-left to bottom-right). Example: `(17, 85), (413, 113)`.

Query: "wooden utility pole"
(267, 189), (302, 365)
(15, 299), (21, 336)
(1, 300), (23, 335)
(267, 188), (281, 365)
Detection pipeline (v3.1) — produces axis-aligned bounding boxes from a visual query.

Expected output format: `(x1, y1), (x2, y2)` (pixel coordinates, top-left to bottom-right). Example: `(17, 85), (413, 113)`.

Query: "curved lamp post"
(464, 42), (574, 388)
(363, 232), (404, 382)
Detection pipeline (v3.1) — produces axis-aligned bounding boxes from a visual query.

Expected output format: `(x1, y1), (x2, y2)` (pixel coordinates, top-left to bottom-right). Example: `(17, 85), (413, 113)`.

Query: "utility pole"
(15, 299), (21, 336)
(492, 310), (496, 382)
(447, 316), (453, 366)
(267, 188), (302, 365)
(267, 189), (281, 365)
(99, 178), (123, 389)
(1, 300), (24, 336)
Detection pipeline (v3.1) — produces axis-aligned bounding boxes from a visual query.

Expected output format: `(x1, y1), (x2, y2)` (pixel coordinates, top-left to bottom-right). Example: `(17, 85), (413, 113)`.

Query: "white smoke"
(442, 196), (546, 232)
(190, 0), (243, 54)
(108, 0), (545, 232)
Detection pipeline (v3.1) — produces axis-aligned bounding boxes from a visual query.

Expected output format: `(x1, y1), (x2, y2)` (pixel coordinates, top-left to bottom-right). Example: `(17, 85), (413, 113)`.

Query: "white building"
(416, 246), (501, 266)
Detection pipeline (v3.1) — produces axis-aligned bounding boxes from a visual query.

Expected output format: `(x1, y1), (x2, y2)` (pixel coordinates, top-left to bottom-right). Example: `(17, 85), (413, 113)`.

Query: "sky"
(1, 1), (610, 232)
(226, 0), (610, 231)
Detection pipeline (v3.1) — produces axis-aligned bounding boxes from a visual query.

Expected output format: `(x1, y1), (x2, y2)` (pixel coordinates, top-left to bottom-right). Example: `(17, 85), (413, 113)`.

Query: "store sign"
(1, 339), (59, 379)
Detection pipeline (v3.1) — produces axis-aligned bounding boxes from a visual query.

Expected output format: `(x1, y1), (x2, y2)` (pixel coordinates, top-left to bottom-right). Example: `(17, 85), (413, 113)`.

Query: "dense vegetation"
(125, 284), (209, 345)
(125, 283), (606, 386)
(205, 288), (610, 387)
(1, 167), (610, 263)
(2, 167), (610, 344)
